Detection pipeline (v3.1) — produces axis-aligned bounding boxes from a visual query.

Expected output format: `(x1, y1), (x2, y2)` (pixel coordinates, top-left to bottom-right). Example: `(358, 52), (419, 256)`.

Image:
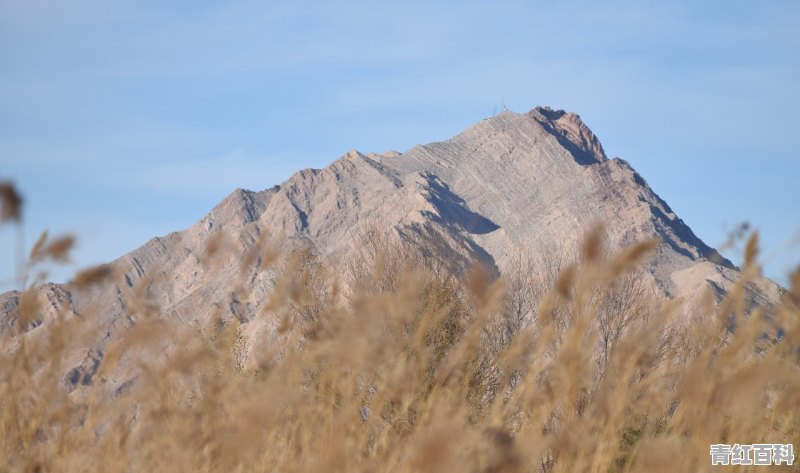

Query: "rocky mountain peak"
(528, 106), (607, 165)
(0, 105), (782, 393)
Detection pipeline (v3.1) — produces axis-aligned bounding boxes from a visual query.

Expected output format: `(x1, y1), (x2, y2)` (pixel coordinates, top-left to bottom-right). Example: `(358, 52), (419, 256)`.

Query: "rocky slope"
(0, 106), (782, 392)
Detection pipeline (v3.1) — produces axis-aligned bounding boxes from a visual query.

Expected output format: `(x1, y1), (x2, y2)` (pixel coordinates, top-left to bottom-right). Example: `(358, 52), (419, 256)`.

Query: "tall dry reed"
(0, 181), (798, 472)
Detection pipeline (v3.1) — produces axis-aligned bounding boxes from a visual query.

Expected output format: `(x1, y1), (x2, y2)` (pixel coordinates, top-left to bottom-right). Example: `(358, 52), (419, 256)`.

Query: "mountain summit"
(0, 106), (780, 390)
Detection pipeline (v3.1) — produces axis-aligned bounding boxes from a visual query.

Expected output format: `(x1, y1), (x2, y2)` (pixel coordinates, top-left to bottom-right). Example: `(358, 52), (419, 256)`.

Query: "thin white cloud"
(118, 148), (305, 196)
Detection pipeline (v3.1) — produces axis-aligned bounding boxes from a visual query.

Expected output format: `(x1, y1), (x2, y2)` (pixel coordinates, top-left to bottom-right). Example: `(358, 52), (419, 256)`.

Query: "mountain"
(0, 106), (781, 391)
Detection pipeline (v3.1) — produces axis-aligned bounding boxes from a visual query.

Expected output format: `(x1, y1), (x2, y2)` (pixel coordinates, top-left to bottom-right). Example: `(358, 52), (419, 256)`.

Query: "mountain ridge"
(0, 105), (781, 392)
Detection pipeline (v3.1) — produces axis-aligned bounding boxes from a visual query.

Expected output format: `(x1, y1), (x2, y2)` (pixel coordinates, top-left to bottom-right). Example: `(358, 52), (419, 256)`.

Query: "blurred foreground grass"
(1, 181), (798, 472)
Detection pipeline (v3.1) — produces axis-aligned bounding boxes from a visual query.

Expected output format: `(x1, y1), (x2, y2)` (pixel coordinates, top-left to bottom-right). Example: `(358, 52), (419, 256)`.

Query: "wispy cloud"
(118, 148), (303, 196)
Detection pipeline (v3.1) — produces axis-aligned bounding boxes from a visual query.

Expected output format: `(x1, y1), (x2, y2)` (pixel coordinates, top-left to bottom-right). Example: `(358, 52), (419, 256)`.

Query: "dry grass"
(1, 181), (799, 472)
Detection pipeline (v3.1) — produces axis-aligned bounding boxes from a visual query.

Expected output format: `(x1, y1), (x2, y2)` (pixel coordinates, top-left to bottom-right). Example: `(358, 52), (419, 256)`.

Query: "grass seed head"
(0, 181), (22, 223)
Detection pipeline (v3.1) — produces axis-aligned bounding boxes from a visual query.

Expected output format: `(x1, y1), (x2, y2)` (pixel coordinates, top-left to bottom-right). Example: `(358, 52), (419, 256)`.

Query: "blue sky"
(1, 0), (798, 289)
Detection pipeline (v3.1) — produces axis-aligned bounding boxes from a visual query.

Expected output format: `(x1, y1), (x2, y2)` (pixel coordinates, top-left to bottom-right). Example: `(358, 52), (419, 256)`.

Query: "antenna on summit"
(501, 96), (509, 112)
